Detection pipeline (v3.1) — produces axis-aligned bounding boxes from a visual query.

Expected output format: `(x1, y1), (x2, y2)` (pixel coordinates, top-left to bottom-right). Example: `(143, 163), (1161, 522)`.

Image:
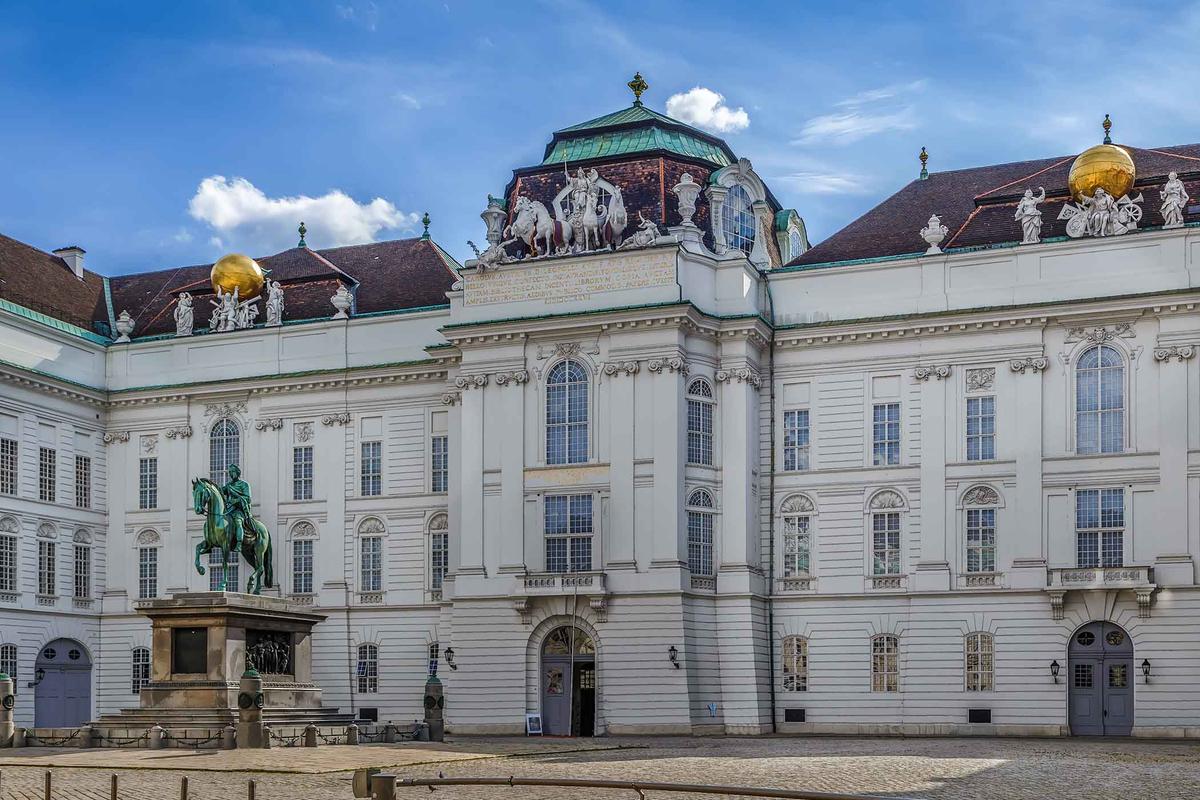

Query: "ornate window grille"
(546, 360), (588, 465)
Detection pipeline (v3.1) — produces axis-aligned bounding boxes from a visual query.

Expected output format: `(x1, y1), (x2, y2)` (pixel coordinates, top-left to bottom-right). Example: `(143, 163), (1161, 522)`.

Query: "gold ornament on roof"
(1067, 115), (1136, 203)
(211, 253), (265, 300)
(627, 72), (648, 105)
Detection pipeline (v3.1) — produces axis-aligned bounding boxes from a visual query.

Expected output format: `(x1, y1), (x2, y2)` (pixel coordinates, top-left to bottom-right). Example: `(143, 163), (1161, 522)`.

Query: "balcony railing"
(777, 576), (814, 593)
(520, 571), (607, 595)
(1048, 565), (1153, 590)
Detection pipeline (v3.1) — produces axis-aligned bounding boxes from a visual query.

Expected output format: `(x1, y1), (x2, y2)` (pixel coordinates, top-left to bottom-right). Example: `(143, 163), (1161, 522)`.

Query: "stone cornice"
(0, 362), (106, 407)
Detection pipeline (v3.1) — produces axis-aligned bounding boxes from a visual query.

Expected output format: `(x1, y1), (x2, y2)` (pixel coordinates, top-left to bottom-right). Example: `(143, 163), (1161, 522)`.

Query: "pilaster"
(604, 361), (638, 570)
(649, 356), (687, 570)
(456, 374), (487, 577)
(1009, 356), (1048, 589)
(913, 364), (951, 591)
(1153, 344), (1195, 585)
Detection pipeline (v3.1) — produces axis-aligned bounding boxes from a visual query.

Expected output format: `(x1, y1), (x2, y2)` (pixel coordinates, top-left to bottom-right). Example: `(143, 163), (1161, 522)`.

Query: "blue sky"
(2, 1), (1198, 274)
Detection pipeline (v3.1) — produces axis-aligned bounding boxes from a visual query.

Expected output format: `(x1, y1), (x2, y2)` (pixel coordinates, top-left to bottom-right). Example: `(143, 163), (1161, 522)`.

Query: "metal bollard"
(180, 775), (188, 800)
(111, 774), (118, 800)
(222, 724), (236, 750)
(44, 771), (51, 800)
(369, 772), (397, 800)
(346, 722), (359, 746)
(248, 779), (256, 800)
(303, 724), (317, 747)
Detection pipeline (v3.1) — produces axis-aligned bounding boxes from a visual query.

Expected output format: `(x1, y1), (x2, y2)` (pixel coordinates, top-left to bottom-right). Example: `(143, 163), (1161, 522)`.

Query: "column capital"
(715, 367), (761, 388)
(1009, 356), (1048, 374)
(1153, 345), (1195, 363)
(912, 364), (952, 381)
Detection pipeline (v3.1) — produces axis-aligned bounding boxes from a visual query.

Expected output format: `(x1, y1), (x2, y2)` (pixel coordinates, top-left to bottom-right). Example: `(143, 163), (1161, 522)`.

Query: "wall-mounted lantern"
(668, 646), (679, 669)
(443, 647), (458, 671)
(1141, 658), (1151, 683)
(1050, 660), (1060, 684)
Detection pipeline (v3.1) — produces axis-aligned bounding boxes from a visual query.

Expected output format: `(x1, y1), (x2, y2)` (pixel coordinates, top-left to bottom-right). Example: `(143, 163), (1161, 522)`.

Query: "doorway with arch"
(539, 625), (596, 736)
(33, 638), (92, 728)
(1068, 621), (1134, 736)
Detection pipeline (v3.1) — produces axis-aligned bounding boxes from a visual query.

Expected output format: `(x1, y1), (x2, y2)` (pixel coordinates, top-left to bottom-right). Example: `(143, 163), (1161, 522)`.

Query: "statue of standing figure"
(264, 280), (284, 327)
(209, 286), (239, 332)
(174, 292), (194, 336)
(1160, 172), (1190, 228)
(1085, 188), (1119, 237)
(1014, 187), (1045, 244)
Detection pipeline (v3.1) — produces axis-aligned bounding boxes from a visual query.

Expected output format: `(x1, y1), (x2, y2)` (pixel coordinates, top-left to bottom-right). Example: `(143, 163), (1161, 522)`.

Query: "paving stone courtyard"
(1, 736), (1198, 800)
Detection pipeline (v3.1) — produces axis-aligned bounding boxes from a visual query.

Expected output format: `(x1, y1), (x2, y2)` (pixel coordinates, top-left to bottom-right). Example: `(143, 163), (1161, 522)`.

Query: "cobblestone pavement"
(2, 736), (1199, 800)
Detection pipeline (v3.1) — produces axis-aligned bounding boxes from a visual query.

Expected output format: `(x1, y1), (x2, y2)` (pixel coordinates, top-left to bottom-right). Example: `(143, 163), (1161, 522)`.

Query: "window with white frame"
(782, 635), (808, 692)
(291, 526), (314, 594)
(872, 403), (900, 466)
(781, 495), (813, 577)
(429, 514), (448, 590)
(0, 438), (16, 495)
(139, 457), (157, 510)
(0, 643), (16, 689)
(75, 455), (91, 509)
(138, 546), (158, 599)
(871, 512), (901, 575)
(721, 183), (756, 255)
(0, 519), (16, 593)
(966, 396), (995, 461)
(131, 647), (150, 693)
(546, 360), (588, 465)
(356, 643), (378, 693)
(359, 535), (382, 591)
(1076, 488), (1124, 568)
(686, 489), (715, 577)
(686, 378), (714, 466)
(360, 441), (382, 496)
(431, 434), (448, 493)
(73, 542), (90, 599)
(293, 446), (313, 500)
(788, 228), (805, 261)
(544, 494), (592, 573)
(39, 447), (56, 502)
(1076, 345), (1124, 454)
(209, 418), (240, 482)
(966, 507), (996, 573)
(871, 635), (899, 692)
(208, 550), (239, 592)
(38, 539), (56, 595)
(783, 409), (810, 471)
(965, 632), (994, 691)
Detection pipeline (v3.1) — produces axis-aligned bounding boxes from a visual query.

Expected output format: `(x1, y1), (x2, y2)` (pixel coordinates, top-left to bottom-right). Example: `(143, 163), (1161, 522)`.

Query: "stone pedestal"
(423, 675), (445, 742)
(0, 673), (14, 747)
(236, 670), (267, 748)
(97, 592), (351, 728)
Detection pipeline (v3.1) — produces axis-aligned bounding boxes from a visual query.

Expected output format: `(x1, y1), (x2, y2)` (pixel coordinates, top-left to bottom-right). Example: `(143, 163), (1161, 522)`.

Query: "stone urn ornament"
(920, 214), (949, 254)
(330, 284), (352, 319)
(114, 310), (135, 343)
(672, 173), (702, 226)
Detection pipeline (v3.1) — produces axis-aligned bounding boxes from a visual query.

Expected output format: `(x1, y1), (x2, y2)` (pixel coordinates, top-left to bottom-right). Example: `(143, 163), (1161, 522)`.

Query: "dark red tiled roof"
(0, 233), (108, 331)
(790, 143), (1200, 267)
(316, 238), (459, 315)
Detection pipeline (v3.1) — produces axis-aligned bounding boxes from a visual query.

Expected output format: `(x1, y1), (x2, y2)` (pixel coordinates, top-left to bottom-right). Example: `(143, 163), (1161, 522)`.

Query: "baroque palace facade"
(3, 79), (1200, 737)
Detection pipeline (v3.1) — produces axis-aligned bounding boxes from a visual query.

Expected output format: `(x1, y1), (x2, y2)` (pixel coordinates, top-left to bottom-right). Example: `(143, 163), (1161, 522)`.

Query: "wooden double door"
(1068, 621), (1134, 736)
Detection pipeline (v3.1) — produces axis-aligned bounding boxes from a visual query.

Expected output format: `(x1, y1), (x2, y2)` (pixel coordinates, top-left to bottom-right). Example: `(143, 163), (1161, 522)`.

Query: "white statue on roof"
(208, 285), (259, 332)
(618, 212), (660, 250)
(264, 280), (284, 327)
(174, 292), (194, 337)
(551, 166), (627, 253)
(920, 214), (949, 254)
(1059, 187), (1143, 238)
(1160, 172), (1189, 229)
(1014, 187), (1045, 245)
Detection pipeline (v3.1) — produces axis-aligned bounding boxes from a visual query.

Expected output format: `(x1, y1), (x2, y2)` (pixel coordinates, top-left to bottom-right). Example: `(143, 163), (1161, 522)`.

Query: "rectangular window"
(360, 537), (382, 591)
(871, 512), (901, 575)
(430, 530), (448, 590)
(138, 458), (158, 510)
(360, 441), (382, 496)
(965, 633), (994, 691)
(686, 398), (713, 466)
(782, 637), (808, 692)
(292, 539), (314, 594)
(208, 551), (240, 593)
(38, 540), (56, 595)
(292, 446), (313, 501)
(138, 547), (158, 599)
(131, 649), (150, 694)
(871, 636), (899, 692)
(1076, 488), (1124, 568)
(75, 455), (91, 508)
(430, 435), (448, 493)
(0, 535), (15, 593)
(966, 396), (996, 461)
(783, 409), (810, 471)
(0, 645), (16, 689)
(356, 645), (379, 693)
(0, 438), (16, 495)
(544, 494), (593, 573)
(39, 447), (56, 502)
(73, 544), (91, 599)
(783, 514), (811, 576)
(872, 403), (900, 466)
(965, 508), (996, 572)
(687, 510), (714, 577)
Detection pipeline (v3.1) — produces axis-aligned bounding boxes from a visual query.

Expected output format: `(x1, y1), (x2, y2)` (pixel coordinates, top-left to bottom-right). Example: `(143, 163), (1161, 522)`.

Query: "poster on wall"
(545, 667), (564, 695)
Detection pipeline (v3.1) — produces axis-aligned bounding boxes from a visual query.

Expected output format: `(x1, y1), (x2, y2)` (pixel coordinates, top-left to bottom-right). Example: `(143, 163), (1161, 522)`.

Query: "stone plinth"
(97, 592), (351, 728)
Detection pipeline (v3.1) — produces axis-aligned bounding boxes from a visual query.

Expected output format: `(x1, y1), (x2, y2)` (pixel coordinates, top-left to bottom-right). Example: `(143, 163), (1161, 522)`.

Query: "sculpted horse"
(504, 196), (569, 257)
(191, 477), (274, 594)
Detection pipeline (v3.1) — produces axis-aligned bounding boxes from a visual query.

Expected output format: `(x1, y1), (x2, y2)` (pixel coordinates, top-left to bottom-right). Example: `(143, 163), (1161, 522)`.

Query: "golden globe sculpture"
(1067, 143), (1136, 203)
(210, 253), (265, 300)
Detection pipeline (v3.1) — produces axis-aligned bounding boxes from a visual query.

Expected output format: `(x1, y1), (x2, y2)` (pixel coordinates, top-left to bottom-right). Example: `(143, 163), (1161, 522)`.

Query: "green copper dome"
(542, 104), (734, 168)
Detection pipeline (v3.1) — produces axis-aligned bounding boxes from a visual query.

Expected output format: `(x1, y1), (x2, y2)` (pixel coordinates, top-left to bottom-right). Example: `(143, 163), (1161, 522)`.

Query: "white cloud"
(792, 108), (916, 146)
(394, 92), (421, 110)
(188, 176), (419, 253)
(173, 228), (193, 244)
(834, 80), (927, 108)
(774, 171), (872, 195)
(665, 87), (749, 134)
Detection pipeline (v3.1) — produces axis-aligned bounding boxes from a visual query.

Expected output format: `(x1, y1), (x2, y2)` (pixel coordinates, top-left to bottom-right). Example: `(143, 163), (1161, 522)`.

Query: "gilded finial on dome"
(1103, 114), (1112, 144)
(421, 212), (431, 240)
(919, 146), (929, 180)
(297, 221), (307, 248)
(627, 72), (648, 106)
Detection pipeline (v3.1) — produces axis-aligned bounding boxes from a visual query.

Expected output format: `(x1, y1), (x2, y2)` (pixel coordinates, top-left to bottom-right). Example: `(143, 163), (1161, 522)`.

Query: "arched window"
(290, 522), (316, 595)
(356, 643), (378, 693)
(131, 647), (150, 694)
(782, 635), (808, 692)
(965, 632), (994, 691)
(428, 513), (449, 591)
(0, 643), (16, 688)
(136, 529), (160, 600)
(871, 634), (899, 692)
(780, 495), (814, 577)
(721, 184), (756, 255)
(0, 517), (18, 594)
(357, 518), (384, 592)
(788, 228), (805, 261)
(546, 360), (588, 465)
(963, 486), (999, 573)
(686, 489), (715, 577)
(210, 418), (241, 481)
(686, 378), (714, 466)
(1076, 345), (1124, 454)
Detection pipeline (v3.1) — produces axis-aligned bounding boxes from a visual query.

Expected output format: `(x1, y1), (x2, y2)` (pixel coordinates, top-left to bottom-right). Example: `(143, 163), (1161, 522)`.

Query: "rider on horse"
(221, 464), (254, 552)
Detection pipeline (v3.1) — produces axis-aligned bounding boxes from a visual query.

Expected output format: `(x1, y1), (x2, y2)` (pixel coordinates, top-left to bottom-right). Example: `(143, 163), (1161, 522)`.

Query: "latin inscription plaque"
(464, 248), (675, 307)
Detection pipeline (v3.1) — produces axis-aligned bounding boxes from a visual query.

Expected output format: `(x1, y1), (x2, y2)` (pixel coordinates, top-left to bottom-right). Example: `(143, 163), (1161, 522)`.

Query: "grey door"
(541, 657), (572, 735)
(1068, 622), (1133, 736)
(34, 639), (91, 728)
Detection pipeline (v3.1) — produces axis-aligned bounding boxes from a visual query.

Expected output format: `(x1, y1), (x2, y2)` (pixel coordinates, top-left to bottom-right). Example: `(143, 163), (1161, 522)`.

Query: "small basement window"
(968, 708), (992, 724)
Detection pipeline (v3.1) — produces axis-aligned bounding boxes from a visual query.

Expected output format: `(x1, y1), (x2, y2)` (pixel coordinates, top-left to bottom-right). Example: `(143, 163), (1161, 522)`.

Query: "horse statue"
(191, 477), (274, 594)
(504, 196), (569, 257)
